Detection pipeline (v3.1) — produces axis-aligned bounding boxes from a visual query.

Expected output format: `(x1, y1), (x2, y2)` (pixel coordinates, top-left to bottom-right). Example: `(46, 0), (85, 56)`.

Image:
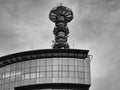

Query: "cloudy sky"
(0, 0), (120, 90)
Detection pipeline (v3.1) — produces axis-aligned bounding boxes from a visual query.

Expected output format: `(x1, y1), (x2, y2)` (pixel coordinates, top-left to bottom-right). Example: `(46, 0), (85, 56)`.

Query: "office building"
(0, 5), (91, 90)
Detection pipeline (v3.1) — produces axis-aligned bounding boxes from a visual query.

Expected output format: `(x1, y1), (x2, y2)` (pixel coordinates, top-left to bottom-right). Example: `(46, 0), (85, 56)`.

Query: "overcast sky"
(0, 0), (120, 90)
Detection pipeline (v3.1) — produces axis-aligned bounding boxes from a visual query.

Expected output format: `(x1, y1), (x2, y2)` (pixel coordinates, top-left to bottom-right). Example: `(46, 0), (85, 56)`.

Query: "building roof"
(0, 49), (89, 67)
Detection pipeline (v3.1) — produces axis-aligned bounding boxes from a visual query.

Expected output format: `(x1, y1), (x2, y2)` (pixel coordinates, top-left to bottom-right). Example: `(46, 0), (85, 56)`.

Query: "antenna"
(49, 5), (73, 49)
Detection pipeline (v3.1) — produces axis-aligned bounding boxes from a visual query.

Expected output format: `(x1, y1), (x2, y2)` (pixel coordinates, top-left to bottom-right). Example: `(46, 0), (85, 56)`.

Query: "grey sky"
(0, 0), (120, 90)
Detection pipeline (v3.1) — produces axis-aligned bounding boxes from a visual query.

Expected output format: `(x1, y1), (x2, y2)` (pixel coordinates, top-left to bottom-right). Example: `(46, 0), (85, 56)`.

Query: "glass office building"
(0, 49), (91, 90)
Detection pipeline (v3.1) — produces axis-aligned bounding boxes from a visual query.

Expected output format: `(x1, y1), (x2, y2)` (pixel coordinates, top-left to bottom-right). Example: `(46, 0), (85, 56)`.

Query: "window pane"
(63, 66), (68, 71)
(16, 75), (21, 81)
(53, 72), (58, 77)
(31, 73), (36, 79)
(77, 59), (84, 66)
(22, 74), (24, 80)
(75, 71), (79, 78)
(16, 63), (22, 69)
(40, 72), (45, 78)
(75, 66), (78, 72)
(69, 66), (74, 71)
(10, 64), (16, 71)
(46, 66), (52, 71)
(63, 72), (68, 77)
(74, 59), (78, 66)
(46, 59), (53, 65)
(6, 65), (10, 71)
(5, 77), (9, 83)
(59, 72), (62, 77)
(21, 62), (25, 68)
(37, 73), (39, 78)
(79, 72), (85, 78)
(25, 68), (30, 74)
(10, 76), (15, 82)
(40, 60), (46, 66)
(62, 58), (68, 65)
(69, 72), (74, 77)
(25, 74), (30, 79)
(58, 58), (62, 65)
(78, 67), (85, 72)
(21, 68), (24, 74)
(58, 65), (62, 71)
(68, 58), (74, 65)
(31, 60), (37, 67)
(53, 58), (59, 65)
(31, 67), (37, 73)
(25, 61), (30, 68)
(5, 72), (10, 78)
(53, 66), (58, 71)
(46, 72), (52, 77)
(11, 71), (15, 77)
(40, 66), (45, 71)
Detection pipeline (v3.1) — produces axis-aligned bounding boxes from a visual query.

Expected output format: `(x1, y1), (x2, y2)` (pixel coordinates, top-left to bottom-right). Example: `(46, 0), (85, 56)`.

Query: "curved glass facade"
(0, 57), (90, 90)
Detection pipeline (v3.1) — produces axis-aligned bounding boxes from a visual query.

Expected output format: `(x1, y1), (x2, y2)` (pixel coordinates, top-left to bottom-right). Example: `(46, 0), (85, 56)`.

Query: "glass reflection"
(0, 57), (91, 90)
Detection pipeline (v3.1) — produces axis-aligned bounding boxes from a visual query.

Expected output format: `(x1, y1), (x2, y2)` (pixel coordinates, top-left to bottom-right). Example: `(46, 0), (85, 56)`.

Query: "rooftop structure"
(49, 5), (73, 49)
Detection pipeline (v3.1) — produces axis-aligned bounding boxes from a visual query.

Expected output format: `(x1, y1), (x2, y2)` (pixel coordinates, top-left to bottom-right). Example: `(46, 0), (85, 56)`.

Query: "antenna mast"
(49, 5), (73, 49)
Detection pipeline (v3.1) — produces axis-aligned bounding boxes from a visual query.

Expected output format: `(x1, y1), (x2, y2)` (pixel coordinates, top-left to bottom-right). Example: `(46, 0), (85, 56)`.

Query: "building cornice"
(0, 49), (89, 67)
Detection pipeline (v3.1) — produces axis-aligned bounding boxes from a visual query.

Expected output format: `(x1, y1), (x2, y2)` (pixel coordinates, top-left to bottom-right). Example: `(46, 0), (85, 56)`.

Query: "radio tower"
(49, 4), (73, 49)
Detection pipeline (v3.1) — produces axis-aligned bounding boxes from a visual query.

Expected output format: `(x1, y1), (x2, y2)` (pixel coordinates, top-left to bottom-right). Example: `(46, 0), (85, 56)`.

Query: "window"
(77, 59), (84, 66)
(63, 66), (68, 71)
(36, 73), (39, 78)
(58, 65), (62, 71)
(69, 72), (74, 77)
(31, 73), (36, 79)
(16, 63), (22, 69)
(10, 76), (15, 82)
(69, 66), (74, 71)
(40, 72), (45, 78)
(53, 58), (59, 65)
(25, 68), (30, 74)
(58, 58), (62, 65)
(58, 71), (62, 78)
(31, 67), (37, 73)
(5, 77), (9, 83)
(46, 66), (52, 71)
(46, 72), (52, 77)
(6, 65), (10, 71)
(46, 59), (53, 65)
(40, 66), (45, 72)
(75, 71), (79, 78)
(53, 66), (58, 71)
(75, 66), (78, 72)
(16, 75), (22, 81)
(78, 67), (85, 72)
(25, 74), (30, 79)
(40, 59), (46, 66)
(31, 60), (37, 67)
(63, 72), (68, 77)
(24, 61), (30, 68)
(10, 64), (16, 71)
(79, 72), (85, 78)
(62, 58), (68, 65)
(53, 72), (58, 77)
(11, 71), (15, 77)
(21, 62), (25, 68)
(68, 58), (75, 65)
